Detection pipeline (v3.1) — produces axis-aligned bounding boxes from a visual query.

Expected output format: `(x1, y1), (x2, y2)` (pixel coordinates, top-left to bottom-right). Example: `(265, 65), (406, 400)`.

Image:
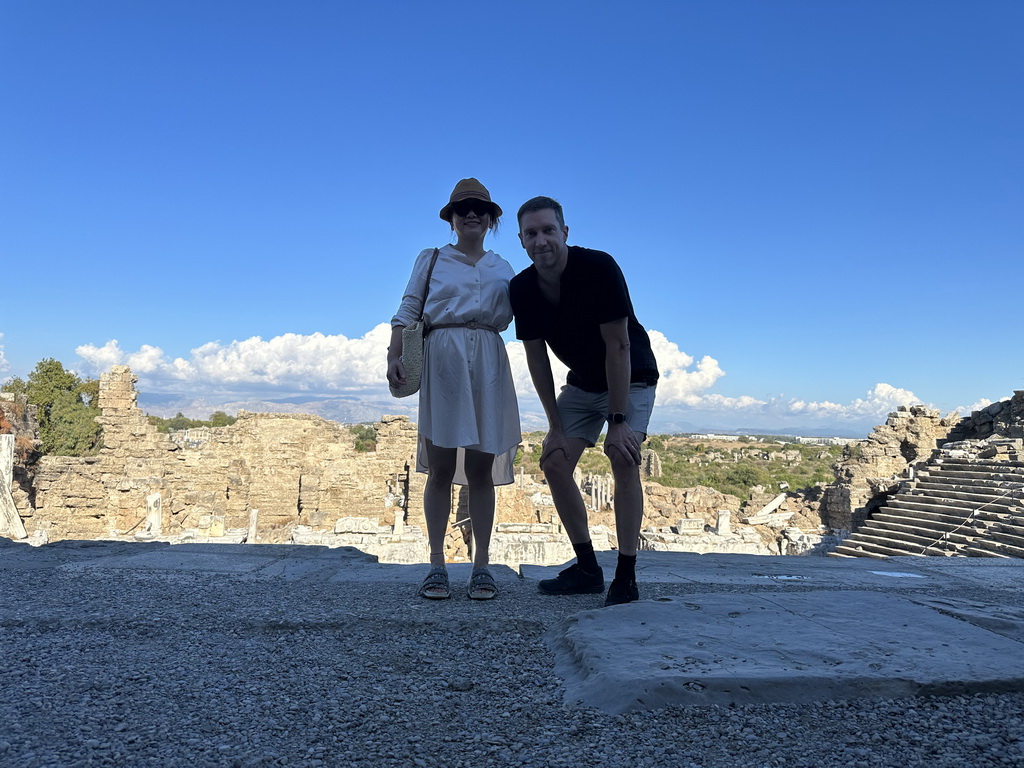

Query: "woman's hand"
(387, 327), (406, 389)
(387, 357), (406, 389)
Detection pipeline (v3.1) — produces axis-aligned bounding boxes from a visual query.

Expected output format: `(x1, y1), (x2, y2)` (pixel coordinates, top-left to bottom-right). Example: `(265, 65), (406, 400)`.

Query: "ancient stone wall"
(25, 367), (433, 543)
(17, 367), (570, 554)
(816, 405), (958, 531)
(946, 391), (1024, 443)
(0, 393), (40, 518)
(811, 393), (1024, 533)
(21, 365), (979, 558)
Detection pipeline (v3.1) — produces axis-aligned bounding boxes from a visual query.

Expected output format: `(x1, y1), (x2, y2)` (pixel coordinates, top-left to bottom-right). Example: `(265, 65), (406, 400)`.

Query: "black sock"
(572, 541), (600, 574)
(614, 553), (637, 582)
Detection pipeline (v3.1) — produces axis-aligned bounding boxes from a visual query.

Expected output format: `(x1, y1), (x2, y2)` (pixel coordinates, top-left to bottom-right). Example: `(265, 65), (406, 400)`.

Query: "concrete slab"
(908, 596), (1024, 643)
(547, 590), (1024, 713)
(324, 561), (522, 586)
(0, 538), (171, 570)
(63, 548), (278, 574)
(522, 550), (946, 590)
(888, 555), (1024, 590)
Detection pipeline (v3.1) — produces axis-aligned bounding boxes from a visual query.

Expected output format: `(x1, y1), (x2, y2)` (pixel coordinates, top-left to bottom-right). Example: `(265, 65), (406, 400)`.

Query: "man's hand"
(604, 421), (641, 466)
(540, 428), (571, 470)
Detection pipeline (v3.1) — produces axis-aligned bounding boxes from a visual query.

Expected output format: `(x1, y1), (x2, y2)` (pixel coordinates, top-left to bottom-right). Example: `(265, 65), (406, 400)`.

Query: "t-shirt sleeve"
(510, 273), (543, 341)
(589, 252), (632, 326)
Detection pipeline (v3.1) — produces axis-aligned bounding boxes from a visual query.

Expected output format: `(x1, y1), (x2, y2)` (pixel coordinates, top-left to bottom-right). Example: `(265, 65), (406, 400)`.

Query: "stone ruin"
(768, 391), (1024, 557)
(8, 366), (1018, 561)
(2, 366), (717, 563)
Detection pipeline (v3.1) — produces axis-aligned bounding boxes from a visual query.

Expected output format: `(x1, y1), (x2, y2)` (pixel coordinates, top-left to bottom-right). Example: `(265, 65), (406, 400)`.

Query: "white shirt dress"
(392, 245), (521, 485)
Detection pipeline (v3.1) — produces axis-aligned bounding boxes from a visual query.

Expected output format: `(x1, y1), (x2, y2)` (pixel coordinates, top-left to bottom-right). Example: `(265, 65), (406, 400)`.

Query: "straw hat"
(438, 178), (502, 221)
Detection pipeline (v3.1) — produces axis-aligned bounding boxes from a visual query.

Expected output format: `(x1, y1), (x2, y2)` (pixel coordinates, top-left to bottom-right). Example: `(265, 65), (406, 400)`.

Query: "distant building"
(793, 436), (859, 446)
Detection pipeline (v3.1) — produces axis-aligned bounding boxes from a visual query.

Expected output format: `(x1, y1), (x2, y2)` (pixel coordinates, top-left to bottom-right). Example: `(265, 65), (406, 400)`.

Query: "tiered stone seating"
(830, 458), (1024, 559)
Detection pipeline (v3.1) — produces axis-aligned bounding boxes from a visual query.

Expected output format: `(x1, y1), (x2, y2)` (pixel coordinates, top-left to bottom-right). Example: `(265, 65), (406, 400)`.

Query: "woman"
(387, 178), (520, 600)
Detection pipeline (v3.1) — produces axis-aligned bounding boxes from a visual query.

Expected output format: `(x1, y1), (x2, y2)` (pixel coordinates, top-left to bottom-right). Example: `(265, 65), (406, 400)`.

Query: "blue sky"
(2, 1), (1022, 436)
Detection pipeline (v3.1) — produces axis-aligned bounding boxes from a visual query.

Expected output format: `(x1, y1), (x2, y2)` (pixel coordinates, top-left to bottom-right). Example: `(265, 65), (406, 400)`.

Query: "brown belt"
(428, 321), (501, 334)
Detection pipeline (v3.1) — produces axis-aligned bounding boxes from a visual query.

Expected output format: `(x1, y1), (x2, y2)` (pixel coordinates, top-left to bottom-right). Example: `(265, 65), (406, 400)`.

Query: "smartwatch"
(607, 412), (626, 425)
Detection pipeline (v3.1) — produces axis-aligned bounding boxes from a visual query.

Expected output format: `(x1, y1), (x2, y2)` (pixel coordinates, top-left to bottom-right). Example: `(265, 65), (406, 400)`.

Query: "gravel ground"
(1, 567), (1023, 768)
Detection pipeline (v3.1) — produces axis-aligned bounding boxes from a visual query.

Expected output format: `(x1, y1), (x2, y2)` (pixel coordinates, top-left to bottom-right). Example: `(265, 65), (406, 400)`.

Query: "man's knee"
(607, 448), (641, 478)
(542, 451), (577, 484)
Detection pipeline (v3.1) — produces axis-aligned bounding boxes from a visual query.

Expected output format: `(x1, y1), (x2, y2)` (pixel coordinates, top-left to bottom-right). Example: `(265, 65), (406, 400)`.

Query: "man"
(510, 196), (658, 606)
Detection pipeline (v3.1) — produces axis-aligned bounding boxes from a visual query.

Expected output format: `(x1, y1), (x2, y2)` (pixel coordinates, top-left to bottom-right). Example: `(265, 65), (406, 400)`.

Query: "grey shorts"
(557, 383), (657, 446)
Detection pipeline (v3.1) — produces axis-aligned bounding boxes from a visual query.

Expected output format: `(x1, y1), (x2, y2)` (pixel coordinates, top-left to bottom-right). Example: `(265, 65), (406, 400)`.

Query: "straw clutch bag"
(389, 248), (439, 398)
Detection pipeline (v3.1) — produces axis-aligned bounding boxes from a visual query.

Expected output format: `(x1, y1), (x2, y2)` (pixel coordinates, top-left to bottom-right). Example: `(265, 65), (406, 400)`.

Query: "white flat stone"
(522, 550), (942, 590)
(547, 590), (1024, 713)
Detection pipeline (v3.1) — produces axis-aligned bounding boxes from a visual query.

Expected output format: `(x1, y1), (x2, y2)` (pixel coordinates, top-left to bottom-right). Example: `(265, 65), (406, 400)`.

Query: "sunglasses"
(451, 199), (493, 218)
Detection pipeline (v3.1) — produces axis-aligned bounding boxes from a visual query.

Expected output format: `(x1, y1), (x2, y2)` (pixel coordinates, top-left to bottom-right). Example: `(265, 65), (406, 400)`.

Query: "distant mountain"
(136, 393), (870, 439)
(138, 393), (416, 425)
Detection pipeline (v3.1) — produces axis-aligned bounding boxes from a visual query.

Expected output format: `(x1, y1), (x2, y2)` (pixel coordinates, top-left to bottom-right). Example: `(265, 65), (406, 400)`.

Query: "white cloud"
(0, 333), (9, 378)
(72, 329), (926, 430)
(76, 326), (394, 394)
(953, 397), (1011, 417)
(506, 329), (737, 408)
(780, 383), (922, 422)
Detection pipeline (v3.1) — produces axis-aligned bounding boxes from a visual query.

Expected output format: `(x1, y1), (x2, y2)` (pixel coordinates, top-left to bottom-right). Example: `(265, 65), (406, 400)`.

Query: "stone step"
(867, 517), (978, 546)
(894, 492), (1016, 517)
(984, 529), (1024, 550)
(965, 538), (1024, 558)
(914, 476), (1024, 496)
(897, 498), (1019, 521)
(987, 520), (1024, 538)
(831, 544), (893, 560)
(848, 529), (961, 555)
(909, 483), (1022, 509)
(881, 501), (981, 526)
(938, 458), (1024, 472)
(963, 546), (1012, 559)
(918, 469), (1024, 486)
(838, 534), (925, 558)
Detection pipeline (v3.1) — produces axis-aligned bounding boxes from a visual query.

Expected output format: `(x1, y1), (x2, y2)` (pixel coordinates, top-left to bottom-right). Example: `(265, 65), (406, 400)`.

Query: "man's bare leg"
(538, 437), (606, 595)
(604, 431), (646, 605)
(540, 437), (590, 544)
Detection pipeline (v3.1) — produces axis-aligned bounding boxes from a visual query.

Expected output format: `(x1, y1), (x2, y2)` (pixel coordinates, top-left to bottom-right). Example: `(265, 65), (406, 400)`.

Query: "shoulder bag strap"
(418, 247), (440, 322)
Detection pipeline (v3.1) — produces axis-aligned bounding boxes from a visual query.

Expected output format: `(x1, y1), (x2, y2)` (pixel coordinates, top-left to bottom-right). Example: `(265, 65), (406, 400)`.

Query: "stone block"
(674, 519), (705, 535)
(335, 516), (381, 534)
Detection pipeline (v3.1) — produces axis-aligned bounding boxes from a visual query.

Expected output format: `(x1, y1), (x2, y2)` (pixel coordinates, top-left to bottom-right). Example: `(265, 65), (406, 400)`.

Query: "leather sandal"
(418, 566), (450, 600)
(468, 568), (497, 600)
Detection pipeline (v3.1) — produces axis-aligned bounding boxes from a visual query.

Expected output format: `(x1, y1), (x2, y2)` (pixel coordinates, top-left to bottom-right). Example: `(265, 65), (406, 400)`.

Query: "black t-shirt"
(510, 245), (659, 393)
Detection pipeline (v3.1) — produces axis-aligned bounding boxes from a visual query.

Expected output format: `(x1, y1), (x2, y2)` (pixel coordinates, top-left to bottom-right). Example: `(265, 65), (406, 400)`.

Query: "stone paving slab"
(5, 538), (1024, 714)
(322, 561), (521, 586)
(62, 547), (279, 574)
(888, 555), (1024, 590)
(547, 590), (1024, 713)
(522, 550), (945, 590)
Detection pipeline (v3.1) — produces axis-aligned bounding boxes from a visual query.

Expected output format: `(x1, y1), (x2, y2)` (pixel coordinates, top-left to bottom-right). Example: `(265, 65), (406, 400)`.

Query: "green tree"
(725, 465), (771, 487)
(147, 411), (238, 432)
(208, 411), (236, 428)
(352, 424), (377, 452)
(0, 376), (27, 398)
(12, 359), (102, 455)
(79, 378), (100, 408)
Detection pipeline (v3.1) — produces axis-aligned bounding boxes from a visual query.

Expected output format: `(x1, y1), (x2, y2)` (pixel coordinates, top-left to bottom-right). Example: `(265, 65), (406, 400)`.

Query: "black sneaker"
(604, 578), (639, 606)
(538, 564), (605, 595)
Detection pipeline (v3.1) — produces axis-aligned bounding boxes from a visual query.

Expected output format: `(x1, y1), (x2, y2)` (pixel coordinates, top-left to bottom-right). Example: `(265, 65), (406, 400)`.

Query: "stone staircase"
(830, 457), (1024, 559)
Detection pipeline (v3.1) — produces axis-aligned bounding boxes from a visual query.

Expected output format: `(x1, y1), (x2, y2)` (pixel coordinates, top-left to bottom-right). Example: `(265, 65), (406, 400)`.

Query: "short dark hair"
(517, 196), (565, 229)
